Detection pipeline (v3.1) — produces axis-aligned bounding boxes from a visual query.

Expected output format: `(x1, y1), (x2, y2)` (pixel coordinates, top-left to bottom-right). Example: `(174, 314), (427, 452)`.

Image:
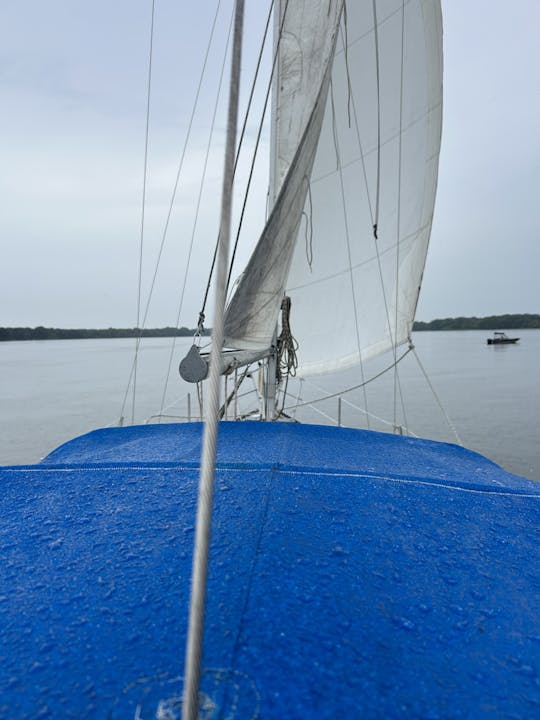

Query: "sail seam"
(333, 0), (414, 56)
(310, 100), (443, 187)
(287, 222), (432, 292)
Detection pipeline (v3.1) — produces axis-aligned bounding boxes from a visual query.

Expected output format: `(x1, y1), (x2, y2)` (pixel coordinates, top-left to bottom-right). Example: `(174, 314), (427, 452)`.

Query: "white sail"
(223, 0), (344, 350)
(224, 0), (443, 375)
(287, 0), (443, 376)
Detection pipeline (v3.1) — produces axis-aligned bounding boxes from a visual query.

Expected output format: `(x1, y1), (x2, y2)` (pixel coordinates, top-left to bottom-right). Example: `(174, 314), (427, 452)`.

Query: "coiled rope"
(277, 296), (298, 382)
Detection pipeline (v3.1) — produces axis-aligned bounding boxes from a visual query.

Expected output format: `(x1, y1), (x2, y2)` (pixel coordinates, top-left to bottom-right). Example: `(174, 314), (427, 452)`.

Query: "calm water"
(1, 331), (538, 481)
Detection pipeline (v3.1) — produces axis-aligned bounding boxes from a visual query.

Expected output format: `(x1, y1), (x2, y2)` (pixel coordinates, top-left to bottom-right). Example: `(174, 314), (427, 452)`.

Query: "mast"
(181, 2), (245, 718)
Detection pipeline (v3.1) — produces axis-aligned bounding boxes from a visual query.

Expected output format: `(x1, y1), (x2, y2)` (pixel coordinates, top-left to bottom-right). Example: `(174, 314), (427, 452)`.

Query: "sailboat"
(2, 1), (539, 718)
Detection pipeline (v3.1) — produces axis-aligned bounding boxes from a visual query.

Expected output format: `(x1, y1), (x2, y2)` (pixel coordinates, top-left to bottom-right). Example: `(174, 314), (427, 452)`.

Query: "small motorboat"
(487, 331), (520, 345)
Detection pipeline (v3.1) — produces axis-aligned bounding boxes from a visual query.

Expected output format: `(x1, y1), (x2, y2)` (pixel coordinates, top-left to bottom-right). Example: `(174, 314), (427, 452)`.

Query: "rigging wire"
(181, 3), (245, 718)
(358, 2), (408, 434)
(224, 0), (284, 293)
(411, 345), (463, 446)
(339, 4), (409, 437)
(157, 7), (235, 419)
(131, 0), (155, 425)
(290, 378), (421, 438)
(371, 0), (381, 238)
(329, 75), (371, 428)
(120, 0), (223, 423)
(339, 395), (420, 437)
(198, 0), (275, 327)
(284, 345), (412, 411)
(199, 0), (292, 325)
(393, 0), (408, 433)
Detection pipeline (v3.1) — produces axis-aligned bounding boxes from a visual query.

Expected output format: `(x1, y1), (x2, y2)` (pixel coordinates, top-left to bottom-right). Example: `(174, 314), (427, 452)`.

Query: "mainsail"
(224, 0), (443, 377)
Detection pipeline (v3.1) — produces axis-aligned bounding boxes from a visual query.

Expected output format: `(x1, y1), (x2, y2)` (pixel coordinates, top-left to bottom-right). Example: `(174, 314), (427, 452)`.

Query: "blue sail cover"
(1, 422), (539, 718)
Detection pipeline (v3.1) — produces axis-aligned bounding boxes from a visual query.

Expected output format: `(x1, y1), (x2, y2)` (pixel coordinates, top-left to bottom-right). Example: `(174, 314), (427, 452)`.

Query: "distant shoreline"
(413, 314), (539, 331)
(0, 327), (210, 342)
(1, 314), (538, 341)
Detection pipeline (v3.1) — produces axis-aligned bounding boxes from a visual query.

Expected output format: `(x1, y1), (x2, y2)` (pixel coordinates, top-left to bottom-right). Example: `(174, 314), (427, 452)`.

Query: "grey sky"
(1, 0), (538, 328)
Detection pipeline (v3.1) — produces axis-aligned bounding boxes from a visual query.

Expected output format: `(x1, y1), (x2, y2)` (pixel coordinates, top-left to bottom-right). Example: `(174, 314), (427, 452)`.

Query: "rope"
(131, 0), (155, 425)
(181, 3), (244, 719)
(392, 0), (407, 433)
(301, 176), (314, 270)
(371, 0), (381, 238)
(276, 296), (298, 382)
(342, 1), (352, 127)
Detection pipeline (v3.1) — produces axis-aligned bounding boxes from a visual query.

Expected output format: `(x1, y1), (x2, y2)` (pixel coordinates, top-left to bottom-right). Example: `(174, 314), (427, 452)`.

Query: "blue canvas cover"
(1, 422), (539, 718)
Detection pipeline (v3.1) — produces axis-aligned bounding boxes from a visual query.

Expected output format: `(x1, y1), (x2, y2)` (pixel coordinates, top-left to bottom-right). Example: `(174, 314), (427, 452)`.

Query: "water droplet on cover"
(393, 616), (415, 631)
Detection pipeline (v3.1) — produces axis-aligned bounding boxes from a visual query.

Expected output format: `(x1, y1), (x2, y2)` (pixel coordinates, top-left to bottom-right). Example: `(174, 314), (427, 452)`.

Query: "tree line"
(0, 326), (210, 341)
(413, 314), (540, 331)
(1, 314), (538, 341)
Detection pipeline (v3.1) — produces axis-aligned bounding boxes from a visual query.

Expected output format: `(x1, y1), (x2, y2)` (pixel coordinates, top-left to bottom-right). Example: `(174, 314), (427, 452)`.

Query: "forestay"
(224, 0), (443, 377)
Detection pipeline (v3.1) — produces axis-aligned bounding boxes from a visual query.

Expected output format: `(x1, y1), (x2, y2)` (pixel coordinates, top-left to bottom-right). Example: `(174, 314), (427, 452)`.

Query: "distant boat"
(487, 331), (520, 345)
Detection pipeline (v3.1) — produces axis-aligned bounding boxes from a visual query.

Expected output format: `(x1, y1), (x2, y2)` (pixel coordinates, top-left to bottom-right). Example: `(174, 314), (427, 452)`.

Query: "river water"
(1, 330), (538, 481)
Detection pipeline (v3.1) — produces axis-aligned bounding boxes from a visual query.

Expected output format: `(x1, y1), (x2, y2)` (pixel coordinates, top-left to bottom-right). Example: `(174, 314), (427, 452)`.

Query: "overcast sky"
(1, 0), (538, 328)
